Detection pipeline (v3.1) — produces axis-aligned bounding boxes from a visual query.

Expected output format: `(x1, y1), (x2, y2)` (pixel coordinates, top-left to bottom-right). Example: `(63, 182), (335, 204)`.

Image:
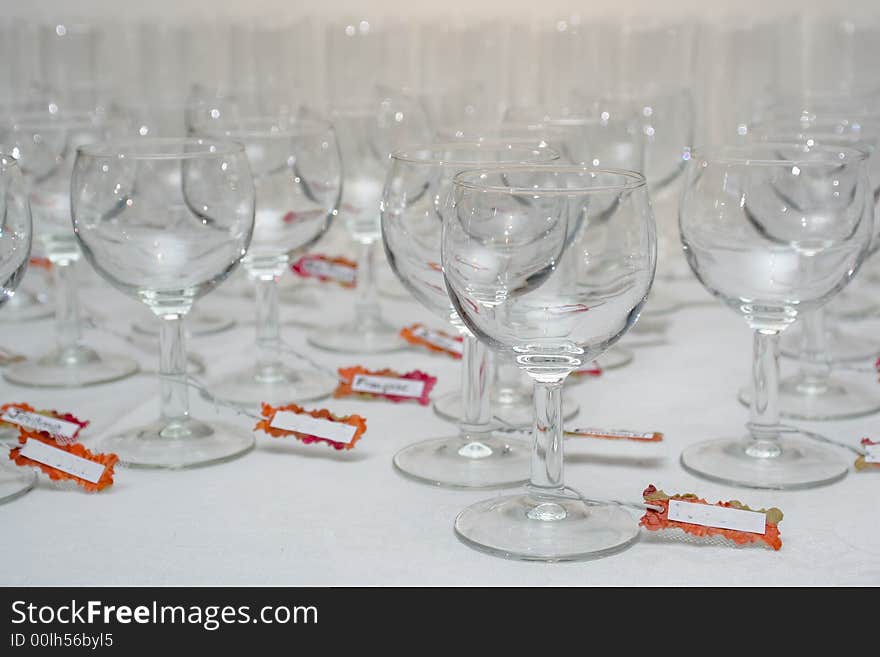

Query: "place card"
(565, 427), (663, 442)
(0, 403), (88, 444)
(9, 436), (118, 492)
(254, 402), (367, 450)
(335, 366), (436, 406)
(400, 323), (464, 359)
(571, 362), (602, 378)
(639, 485), (783, 550)
(291, 254), (356, 288)
(855, 438), (880, 471)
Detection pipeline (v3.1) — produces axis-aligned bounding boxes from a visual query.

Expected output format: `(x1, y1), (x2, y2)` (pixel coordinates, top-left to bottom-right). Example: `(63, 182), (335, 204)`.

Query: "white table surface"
(1, 252), (879, 587)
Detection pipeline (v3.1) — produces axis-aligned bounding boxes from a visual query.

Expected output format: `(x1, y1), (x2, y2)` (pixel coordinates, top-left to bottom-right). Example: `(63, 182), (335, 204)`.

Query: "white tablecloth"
(1, 260), (879, 586)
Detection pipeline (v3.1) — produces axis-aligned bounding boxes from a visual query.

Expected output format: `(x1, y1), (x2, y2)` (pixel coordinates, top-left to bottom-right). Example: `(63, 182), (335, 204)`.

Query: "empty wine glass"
(307, 98), (432, 354)
(382, 141), (557, 488)
(0, 97), (54, 324)
(444, 165), (656, 560)
(591, 84), (694, 313)
(679, 143), (873, 489)
(2, 110), (139, 387)
(0, 152), (38, 502)
(111, 99), (238, 337)
(196, 116), (343, 406)
(432, 110), (645, 425)
(71, 138), (256, 468)
(739, 117), (880, 420)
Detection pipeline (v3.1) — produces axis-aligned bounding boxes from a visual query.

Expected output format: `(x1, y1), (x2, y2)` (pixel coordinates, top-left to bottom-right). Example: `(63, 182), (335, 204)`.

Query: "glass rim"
(452, 165), (647, 194)
(194, 116), (334, 140)
(76, 137), (246, 160)
(748, 130), (878, 152)
(689, 142), (870, 166)
(391, 140), (560, 165)
(7, 110), (101, 130)
(750, 116), (880, 132)
(500, 109), (633, 126)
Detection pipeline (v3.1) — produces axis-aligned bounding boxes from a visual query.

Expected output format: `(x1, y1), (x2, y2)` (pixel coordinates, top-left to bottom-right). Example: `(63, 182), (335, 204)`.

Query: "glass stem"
(494, 356), (526, 404)
(796, 309), (832, 388)
(746, 329), (782, 458)
(355, 239), (381, 328)
(51, 259), (83, 362)
(456, 334), (494, 457)
(159, 313), (190, 433)
(528, 377), (566, 495)
(253, 273), (283, 383)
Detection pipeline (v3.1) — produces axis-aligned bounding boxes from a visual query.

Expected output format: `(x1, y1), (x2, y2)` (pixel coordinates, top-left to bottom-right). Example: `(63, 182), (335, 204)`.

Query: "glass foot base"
(308, 317), (404, 354)
(92, 418), (254, 469)
(433, 390), (579, 428)
(132, 311), (235, 337)
(0, 464), (36, 504)
(780, 325), (878, 362)
(393, 434), (530, 489)
(0, 290), (52, 322)
(738, 375), (880, 421)
(595, 346), (633, 370)
(4, 347), (139, 388)
(681, 435), (849, 489)
(210, 366), (338, 407)
(455, 494), (639, 562)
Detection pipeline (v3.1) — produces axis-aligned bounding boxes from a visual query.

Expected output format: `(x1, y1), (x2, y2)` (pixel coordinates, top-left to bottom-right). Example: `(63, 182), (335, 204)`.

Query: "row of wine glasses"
(2, 115), (877, 563)
(430, 137), (872, 560)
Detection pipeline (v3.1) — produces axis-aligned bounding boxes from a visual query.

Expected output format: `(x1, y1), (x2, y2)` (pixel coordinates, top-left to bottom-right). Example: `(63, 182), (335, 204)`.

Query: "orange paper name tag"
(565, 427), (663, 442)
(571, 362), (602, 378)
(639, 485), (783, 550)
(400, 323), (463, 359)
(10, 438), (117, 492)
(255, 403), (366, 450)
(1, 403), (88, 443)
(291, 254), (356, 288)
(855, 438), (880, 471)
(28, 256), (52, 271)
(335, 367), (437, 405)
(3, 402), (114, 492)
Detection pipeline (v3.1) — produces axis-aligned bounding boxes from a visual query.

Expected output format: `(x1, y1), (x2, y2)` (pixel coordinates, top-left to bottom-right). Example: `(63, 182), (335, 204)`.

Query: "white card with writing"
(568, 427), (656, 440)
(351, 374), (425, 398)
(412, 326), (463, 355)
(304, 260), (355, 285)
(2, 408), (80, 444)
(18, 439), (106, 484)
(270, 411), (357, 444)
(865, 444), (880, 463)
(667, 499), (766, 534)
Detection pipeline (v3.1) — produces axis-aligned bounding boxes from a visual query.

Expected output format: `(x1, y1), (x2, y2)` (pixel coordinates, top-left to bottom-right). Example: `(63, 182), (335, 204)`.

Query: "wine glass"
(0, 95), (56, 323)
(382, 141), (558, 487)
(444, 165), (656, 560)
(432, 110), (645, 426)
(590, 84), (694, 313)
(71, 138), (256, 468)
(679, 142), (873, 489)
(307, 98), (432, 354)
(106, 99), (240, 337)
(0, 152), (38, 502)
(1, 110), (139, 387)
(195, 115), (343, 406)
(502, 107), (645, 371)
(739, 117), (880, 420)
